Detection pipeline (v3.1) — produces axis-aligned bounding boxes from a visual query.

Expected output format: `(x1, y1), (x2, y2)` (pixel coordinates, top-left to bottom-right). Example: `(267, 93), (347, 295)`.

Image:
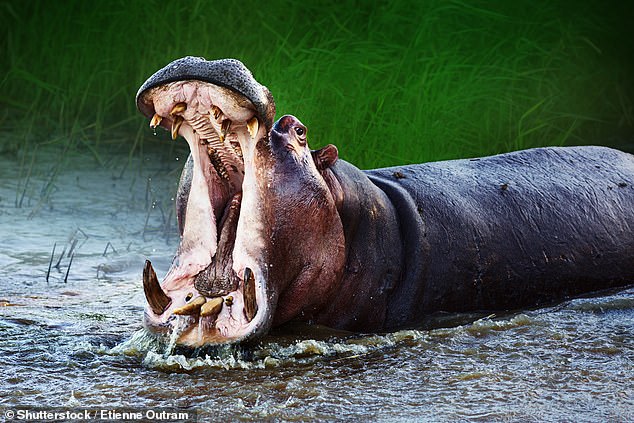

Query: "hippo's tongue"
(194, 192), (242, 298)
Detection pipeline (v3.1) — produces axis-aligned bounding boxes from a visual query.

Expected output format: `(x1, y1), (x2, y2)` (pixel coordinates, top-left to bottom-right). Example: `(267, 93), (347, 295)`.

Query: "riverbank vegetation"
(1, 0), (632, 167)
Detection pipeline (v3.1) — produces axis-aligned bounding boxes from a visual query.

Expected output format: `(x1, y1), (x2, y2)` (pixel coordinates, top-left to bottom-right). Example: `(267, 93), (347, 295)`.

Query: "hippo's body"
(136, 56), (634, 346)
(314, 146), (634, 331)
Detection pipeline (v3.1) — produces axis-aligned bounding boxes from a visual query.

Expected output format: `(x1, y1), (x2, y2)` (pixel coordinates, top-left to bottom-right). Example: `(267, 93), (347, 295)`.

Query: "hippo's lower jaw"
(137, 76), (276, 347)
(143, 260), (273, 346)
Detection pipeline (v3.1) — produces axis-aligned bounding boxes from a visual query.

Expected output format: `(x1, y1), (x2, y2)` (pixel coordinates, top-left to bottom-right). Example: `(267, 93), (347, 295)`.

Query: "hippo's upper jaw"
(136, 57), (277, 346)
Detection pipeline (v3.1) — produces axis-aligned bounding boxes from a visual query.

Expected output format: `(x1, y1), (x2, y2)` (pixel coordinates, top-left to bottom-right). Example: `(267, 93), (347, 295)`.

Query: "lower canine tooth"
(200, 297), (224, 317)
(171, 115), (184, 140)
(247, 116), (259, 139)
(243, 267), (258, 322)
(173, 296), (206, 315)
(150, 113), (162, 129)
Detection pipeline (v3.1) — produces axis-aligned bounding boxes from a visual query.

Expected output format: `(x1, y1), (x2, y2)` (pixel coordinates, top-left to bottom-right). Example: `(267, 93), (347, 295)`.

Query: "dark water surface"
(0, 145), (632, 422)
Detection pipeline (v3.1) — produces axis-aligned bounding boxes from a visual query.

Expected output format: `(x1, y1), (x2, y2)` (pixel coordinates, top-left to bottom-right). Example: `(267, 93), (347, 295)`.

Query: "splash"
(165, 316), (188, 356)
(89, 315), (547, 372)
(100, 328), (165, 356)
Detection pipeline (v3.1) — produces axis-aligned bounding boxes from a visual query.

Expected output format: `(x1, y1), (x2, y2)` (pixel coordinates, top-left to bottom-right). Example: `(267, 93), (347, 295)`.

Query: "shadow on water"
(0, 145), (633, 421)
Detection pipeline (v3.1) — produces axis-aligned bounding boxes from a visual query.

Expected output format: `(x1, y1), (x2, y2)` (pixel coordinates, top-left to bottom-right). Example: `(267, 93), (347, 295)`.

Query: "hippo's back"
(366, 146), (634, 326)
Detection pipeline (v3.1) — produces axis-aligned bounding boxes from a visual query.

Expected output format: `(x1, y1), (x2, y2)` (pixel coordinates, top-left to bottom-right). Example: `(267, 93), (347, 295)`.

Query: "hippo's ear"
(312, 144), (339, 171)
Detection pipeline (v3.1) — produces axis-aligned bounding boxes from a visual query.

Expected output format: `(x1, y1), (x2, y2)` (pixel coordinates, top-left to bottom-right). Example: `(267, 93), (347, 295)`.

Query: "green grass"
(1, 0), (633, 168)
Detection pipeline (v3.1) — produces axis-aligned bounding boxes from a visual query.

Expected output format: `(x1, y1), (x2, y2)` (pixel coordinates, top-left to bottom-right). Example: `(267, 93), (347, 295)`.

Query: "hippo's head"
(136, 57), (345, 346)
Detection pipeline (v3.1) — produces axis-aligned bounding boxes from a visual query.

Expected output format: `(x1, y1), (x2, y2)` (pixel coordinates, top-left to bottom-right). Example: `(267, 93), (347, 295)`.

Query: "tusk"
(246, 116), (259, 139)
(200, 297), (224, 317)
(243, 267), (258, 322)
(171, 115), (184, 140)
(150, 113), (162, 129)
(211, 105), (222, 120)
(220, 119), (231, 142)
(173, 296), (206, 315)
(170, 102), (187, 115)
(143, 260), (171, 315)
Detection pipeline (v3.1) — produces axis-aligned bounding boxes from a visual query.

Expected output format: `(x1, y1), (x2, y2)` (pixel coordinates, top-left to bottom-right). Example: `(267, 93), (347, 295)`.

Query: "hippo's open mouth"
(136, 58), (276, 346)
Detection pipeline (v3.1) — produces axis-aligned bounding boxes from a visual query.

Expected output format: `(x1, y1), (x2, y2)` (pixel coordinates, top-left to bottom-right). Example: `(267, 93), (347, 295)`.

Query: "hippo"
(136, 56), (634, 347)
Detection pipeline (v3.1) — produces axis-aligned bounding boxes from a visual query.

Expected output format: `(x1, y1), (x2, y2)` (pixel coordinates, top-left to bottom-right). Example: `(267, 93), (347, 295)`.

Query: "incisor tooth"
(170, 102), (187, 115)
(247, 116), (259, 139)
(200, 297), (224, 317)
(171, 115), (184, 140)
(173, 296), (206, 315)
(150, 113), (162, 129)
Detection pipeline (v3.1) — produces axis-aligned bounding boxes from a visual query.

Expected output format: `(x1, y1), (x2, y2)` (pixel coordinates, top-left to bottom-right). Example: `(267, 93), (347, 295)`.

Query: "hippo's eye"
(294, 126), (307, 145)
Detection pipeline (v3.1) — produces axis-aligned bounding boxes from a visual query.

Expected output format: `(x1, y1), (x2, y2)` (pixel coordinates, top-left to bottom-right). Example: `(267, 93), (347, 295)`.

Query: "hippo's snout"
(272, 115), (305, 136)
(271, 115), (308, 152)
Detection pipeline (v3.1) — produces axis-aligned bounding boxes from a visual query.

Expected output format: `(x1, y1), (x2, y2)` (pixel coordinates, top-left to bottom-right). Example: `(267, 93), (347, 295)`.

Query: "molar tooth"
(173, 296), (206, 315)
(200, 297), (224, 317)
(171, 115), (184, 140)
(230, 141), (243, 158)
(220, 120), (231, 143)
(170, 102), (187, 115)
(149, 113), (162, 129)
(208, 147), (229, 180)
(247, 116), (259, 139)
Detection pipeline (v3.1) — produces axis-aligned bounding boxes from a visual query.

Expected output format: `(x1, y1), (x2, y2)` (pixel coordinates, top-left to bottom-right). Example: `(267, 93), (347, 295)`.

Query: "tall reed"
(1, 0), (632, 167)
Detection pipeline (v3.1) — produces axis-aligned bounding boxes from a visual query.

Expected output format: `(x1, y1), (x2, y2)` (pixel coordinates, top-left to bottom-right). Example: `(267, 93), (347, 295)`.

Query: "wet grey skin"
(136, 56), (275, 130)
(137, 56), (634, 347)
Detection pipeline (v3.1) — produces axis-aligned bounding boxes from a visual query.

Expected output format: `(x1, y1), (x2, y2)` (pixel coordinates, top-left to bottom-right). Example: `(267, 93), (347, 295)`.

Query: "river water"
(0, 141), (632, 422)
